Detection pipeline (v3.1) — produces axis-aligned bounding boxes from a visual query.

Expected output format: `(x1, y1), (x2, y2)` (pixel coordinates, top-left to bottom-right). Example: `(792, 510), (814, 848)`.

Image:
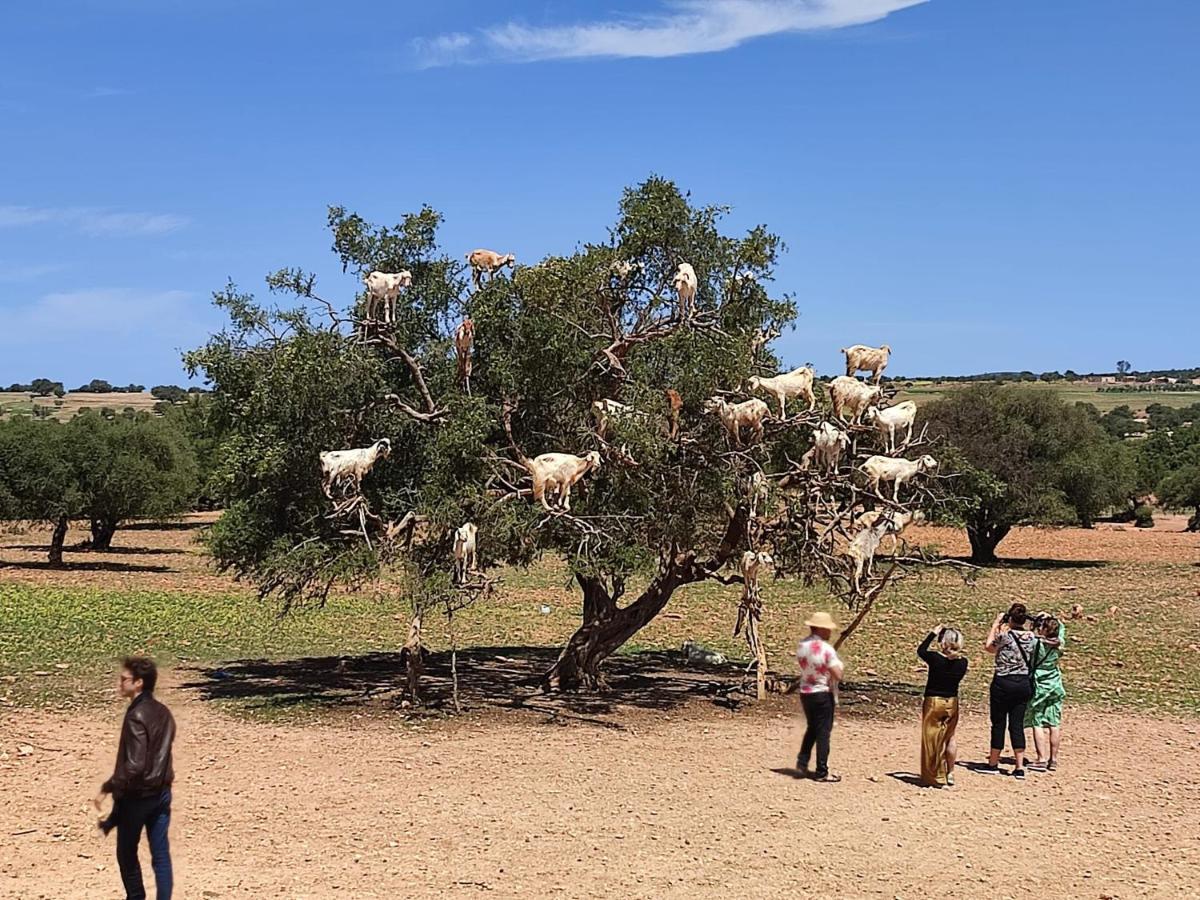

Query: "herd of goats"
(314, 249), (941, 695)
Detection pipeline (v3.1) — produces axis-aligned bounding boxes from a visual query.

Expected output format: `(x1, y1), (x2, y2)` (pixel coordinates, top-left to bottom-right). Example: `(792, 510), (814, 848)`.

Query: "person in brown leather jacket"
(94, 657), (176, 900)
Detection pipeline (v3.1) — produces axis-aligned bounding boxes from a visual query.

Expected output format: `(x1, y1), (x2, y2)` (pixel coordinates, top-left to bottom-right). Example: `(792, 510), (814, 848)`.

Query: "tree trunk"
(966, 520), (1010, 565)
(90, 516), (119, 551)
(48, 516), (69, 567)
(544, 570), (679, 692)
(1187, 509), (1200, 533)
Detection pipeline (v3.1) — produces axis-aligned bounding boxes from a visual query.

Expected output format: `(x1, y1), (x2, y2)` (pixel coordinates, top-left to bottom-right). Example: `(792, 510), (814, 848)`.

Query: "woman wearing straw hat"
(795, 611), (845, 783)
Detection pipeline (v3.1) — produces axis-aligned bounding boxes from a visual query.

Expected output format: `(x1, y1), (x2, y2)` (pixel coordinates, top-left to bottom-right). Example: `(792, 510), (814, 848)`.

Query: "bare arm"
(984, 613), (1005, 655)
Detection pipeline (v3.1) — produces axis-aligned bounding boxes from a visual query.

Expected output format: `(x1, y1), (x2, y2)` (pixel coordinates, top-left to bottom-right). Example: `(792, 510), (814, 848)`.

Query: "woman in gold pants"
(917, 626), (968, 786)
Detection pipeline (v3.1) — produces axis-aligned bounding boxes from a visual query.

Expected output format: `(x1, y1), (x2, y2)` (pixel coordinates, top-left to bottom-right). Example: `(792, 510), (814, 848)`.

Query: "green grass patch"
(3, 557), (1197, 716)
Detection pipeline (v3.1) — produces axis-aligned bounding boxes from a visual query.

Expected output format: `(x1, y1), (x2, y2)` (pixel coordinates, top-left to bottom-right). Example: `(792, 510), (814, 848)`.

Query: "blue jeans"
(115, 789), (172, 900)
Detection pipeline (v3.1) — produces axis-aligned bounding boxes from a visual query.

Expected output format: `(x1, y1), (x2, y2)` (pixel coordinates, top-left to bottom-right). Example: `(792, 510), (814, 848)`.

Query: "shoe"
(1027, 761), (1047, 772)
(945, 772), (955, 787)
(814, 773), (842, 783)
(978, 764), (1001, 775)
(1013, 768), (1026, 780)
(1046, 759), (1058, 772)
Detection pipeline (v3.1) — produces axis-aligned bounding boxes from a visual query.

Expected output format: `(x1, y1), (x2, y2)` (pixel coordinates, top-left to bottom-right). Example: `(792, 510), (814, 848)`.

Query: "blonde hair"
(939, 628), (964, 657)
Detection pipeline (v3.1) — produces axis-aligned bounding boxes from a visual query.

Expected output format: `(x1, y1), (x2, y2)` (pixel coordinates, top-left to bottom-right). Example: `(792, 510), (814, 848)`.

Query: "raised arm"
(917, 625), (941, 664)
(984, 612), (1005, 655)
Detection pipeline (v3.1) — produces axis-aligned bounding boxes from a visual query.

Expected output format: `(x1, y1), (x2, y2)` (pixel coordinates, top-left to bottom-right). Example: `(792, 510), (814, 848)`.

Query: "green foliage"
(1132, 504), (1155, 528)
(1158, 464), (1200, 530)
(925, 384), (1133, 561)
(151, 384), (189, 403)
(186, 177), (795, 635)
(0, 413), (197, 555)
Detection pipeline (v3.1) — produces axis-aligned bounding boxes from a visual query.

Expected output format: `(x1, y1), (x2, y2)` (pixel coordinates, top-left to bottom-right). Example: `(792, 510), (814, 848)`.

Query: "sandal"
(1047, 759), (1058, 772)
(815, 773), (842, 783)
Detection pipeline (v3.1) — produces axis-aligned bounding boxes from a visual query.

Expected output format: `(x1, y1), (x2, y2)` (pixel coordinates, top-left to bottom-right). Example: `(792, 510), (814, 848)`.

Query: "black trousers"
(989, 675), (1033, 752)
(798, 691), (835, 777)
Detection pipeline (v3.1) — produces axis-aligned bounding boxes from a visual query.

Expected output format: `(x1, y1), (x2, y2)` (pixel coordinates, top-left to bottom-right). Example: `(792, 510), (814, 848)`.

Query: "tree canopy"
(187, 176), (944, 694)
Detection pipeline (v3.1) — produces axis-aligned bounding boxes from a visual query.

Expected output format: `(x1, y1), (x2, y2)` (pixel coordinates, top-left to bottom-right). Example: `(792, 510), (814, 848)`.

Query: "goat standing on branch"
(865, 400), (917, 452)
(363, 270), (412, 327)
(672, 262), (698, 320)
(802, 421), (850, 474)
(520, 451), (603, 513)
(319, 438), (391, 499)
(454, 318), (475, 392)
(842, 343), (891, 384)
(467, 249), (515, 289)
(664, 389), (683, 440)
(748, 365), (816, 418)
(828, 375), (881, 424)
(706, 396), (769, 447)
(735, 550), (773, 699)
(861, 454), (939, 501)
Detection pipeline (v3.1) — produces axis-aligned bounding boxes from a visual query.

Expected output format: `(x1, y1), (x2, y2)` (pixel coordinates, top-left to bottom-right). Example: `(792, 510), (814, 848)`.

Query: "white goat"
(705, 396), (770, 447)
(452, 522), (478, 583)
(673, 262), (698, 319)
(747, 471), (769, 519)
(842, 344), (892, 384)
(319, 438), (391, 499)
(363, 270), (412, 326)
(860, 454), (939, 501)
(747, 366), (816, 418)
(520, 451), (602, 512)
(853, 509), (926, 554)
(802, 421), (850, 474)
(865, 400), (918, 452)
(844, 519), (889, 594)
(466, 249), (515, 288)
(828, 375), (882, 424)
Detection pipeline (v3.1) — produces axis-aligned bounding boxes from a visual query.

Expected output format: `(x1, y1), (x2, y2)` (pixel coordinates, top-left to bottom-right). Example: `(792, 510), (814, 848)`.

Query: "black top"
(918, 631), (969, 698)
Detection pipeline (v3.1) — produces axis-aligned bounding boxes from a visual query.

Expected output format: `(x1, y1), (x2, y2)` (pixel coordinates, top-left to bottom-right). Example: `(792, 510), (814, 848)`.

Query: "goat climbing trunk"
(544, 570), (680, 692)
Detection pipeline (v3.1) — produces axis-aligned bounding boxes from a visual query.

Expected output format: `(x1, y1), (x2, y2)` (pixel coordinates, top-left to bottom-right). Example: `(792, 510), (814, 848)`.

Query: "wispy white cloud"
(0, 288), (196, 341)
(413, 0), (927, 67)
(0, 205), (189, 237)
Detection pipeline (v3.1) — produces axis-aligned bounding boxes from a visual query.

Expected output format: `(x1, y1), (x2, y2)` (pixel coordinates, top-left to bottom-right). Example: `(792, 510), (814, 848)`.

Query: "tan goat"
(747, 366), (816, 418)
(828, 375), (882, 424)
(466, 249), (515, 288)
(841, 344), (891, 384)
(705, 396), (770, 447)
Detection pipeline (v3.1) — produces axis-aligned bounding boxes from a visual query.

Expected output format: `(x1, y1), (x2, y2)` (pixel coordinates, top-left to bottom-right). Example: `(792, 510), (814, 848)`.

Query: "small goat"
(705, 396), (770, 447)
(452, 522), (478, 584)
(319, 438), (391, 499)
(673, 262), (698, 319)
(865, 400), (917, 452)
(853, 509), (925, 554)
(860, 454), (938, 501)
(842, 344), (892, 384)
(802, 421), (850, 474)
(747, 471), (769, 520)
(747, 366), (816, 418)
(466, 249), (515, 289)
(844, 519), (890, 594)
(454, 318), (475, 390)
(828, 375), (882, 424)
(363, 270), (413, 326)
(520, 451), (602, 512)
(664, 389), (683, 440)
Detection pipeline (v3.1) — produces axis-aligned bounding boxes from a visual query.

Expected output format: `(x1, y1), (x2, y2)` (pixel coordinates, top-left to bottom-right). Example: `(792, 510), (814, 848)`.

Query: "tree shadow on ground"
(123, 520), (207, 532)
(182, 647), (759, 724)
(0, 559), (172, 574)
(7, 543), (180, 556)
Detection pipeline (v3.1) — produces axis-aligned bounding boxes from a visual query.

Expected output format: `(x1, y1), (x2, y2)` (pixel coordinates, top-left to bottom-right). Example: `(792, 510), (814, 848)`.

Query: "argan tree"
(188, 177), (941, 695)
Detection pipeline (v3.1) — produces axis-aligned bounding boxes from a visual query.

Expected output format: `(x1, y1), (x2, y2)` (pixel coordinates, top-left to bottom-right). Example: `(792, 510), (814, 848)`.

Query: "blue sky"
(1, 0), (1196, 387)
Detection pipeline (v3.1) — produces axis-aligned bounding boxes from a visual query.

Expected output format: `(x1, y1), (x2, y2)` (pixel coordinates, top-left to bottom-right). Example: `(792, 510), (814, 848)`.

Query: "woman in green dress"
(1026, 615), (1065, 771)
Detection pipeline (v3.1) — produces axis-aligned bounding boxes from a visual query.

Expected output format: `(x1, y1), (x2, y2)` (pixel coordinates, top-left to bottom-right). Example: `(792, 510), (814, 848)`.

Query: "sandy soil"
(3, 677), (1198, 899)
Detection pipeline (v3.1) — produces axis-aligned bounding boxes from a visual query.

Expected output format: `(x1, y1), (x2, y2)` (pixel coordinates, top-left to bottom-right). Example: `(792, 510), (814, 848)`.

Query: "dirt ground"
(3, 674), (1199, 900)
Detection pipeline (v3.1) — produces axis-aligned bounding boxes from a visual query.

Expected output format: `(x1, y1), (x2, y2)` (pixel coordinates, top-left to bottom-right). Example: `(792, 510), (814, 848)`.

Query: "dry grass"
(0, 390), (161, 422)
(895, 379), (1200, 413)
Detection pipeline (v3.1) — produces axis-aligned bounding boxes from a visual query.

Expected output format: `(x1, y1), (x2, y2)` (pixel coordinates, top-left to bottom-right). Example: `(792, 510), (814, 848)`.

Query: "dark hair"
(122, 656), (158, 693)
(1006, 603), (1028, 628)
